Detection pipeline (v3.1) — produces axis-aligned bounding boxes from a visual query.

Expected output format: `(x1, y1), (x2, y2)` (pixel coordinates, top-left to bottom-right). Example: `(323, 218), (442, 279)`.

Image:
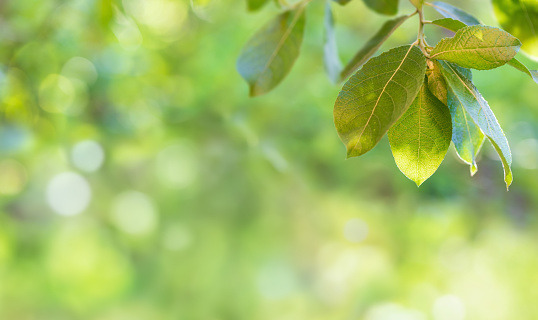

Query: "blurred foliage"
(0, 0), (537, 319)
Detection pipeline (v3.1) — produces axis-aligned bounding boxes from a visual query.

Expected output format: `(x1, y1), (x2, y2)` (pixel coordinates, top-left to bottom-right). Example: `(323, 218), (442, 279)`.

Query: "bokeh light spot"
(433, 295), (466, 320)
(111, 191), (158, 235)
(343, 218), (369, 243)
(46, 172), (92, 216)
(71, 140), (105, 172)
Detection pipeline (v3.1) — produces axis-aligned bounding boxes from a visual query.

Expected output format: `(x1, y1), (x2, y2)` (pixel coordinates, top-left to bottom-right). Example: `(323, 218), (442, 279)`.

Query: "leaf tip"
(470, 163), (478, 176)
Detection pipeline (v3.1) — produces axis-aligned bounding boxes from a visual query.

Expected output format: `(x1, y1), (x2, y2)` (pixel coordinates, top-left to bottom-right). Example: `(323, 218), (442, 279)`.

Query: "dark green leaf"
(388, 78), (452, 186)
(340, 15), (411, 80)
(507, 58), (538, 85)
(237, 8), (306, 96)
(430, 1), (481, 25)
(363, 0), (399, 16)
(440, 61), (512, 188)
(492, 0), (538, 57)
(430, 18), (467, 33)
(324, 2), (342, 84)
(247, 0), (270, 11)
(334, 45), (427, 158)
(430, 25), (521, 70)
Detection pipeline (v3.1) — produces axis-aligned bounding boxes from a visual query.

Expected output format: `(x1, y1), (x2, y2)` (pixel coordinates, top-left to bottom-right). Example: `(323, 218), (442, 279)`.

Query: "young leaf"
(340, 15), (411, 80)
(363, 0), (399, 16)
(409, 0), (423, 9)
(237, 7), (306, 96)
(334, 45), (427, 158)
(507, 58), (538, 85)
(492, 0), (538, 57)
(440, 61), (512, 188)
(388, 78), (452, 186)
(247, 0), (270, 11)
(429, 1), (480, 26)
(430, 18), (467, 33)
(430, 25), (521, 70)
(324, 2), (343, 84)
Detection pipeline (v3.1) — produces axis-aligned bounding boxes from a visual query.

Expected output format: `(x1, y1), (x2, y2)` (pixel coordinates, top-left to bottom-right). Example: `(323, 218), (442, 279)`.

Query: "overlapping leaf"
(334, 45), (427, 158)
(430, 1), (480, 25)
(237, 8), (306, 96)
(430, 25), (521, 70)
(440, 61), (512, 188)
(324, 2), (343, 84)
(492, 0), (538, 57)
(388, 78), (452, 186)
(340, 15), (411, 80)
(431, 18), (467, 33)
(363, 0), (399, 16)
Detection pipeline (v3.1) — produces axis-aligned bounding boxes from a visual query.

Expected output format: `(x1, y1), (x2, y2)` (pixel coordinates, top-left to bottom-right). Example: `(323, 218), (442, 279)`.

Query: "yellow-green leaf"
(388, 78), (452, 186)
(410, 0), (423, 9)
(334, 45), (427, 158)
(237, 8), (306, 96)
(430, 25), (521, 70)
(440, 61), (512, 188)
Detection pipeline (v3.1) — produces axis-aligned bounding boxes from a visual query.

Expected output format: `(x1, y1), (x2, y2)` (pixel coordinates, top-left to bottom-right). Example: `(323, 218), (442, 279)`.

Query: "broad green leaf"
(237, 8), (306, 96)
(507, 58), (538, 85)
(334, 45), (427, 158)
(363, 0), (399, 16)
(410, 0), (423, 9)
(429, 1), (480, 25)
(492, 0), (538, 57)
(430, 25), (521, 70)
(247, 0), (270, 11)
(340, 15), (411, 80)
(430, 18), (467, 33)
(440, 61), (512, 188)
(388, 78), (452, 186)
(324, 2), (342, 84)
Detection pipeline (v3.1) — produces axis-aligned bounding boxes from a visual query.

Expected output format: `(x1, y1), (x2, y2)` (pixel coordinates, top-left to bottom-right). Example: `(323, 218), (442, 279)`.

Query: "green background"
(0, 0), (537, 319)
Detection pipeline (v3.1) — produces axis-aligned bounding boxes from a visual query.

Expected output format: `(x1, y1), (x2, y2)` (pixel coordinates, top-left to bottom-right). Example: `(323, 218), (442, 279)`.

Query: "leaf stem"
(416, 8), (431, 58)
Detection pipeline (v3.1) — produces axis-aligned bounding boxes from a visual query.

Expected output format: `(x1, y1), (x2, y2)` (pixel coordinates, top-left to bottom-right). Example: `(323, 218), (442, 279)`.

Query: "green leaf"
(388, 78), (452, 186)
(410, 0), (423, 9)
(247, 0), (270, 11)
(324, 2), (342, 84)
(427, 60), (448, 105)
(430, 1), (481, 25)
(430, 25), (521, 70)
(430, 18), (467, 33)
(362, 0), (399, 16)
(340, 15), (411, 80)
(334, 45), (427, 158)
(439, 61), (512, 188)
(237, 8), (306, 96)
(492, 0), (538, 57)
(507, 58), (538, 85)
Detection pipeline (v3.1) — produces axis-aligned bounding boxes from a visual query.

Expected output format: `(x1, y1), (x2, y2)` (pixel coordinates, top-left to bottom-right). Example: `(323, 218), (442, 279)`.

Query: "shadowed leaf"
(430, 1), (480, 25)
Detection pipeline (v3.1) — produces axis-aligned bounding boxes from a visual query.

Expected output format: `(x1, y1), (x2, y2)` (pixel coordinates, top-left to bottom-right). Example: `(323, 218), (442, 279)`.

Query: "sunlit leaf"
(334, 45), (427, 158)
(388, 78), (452, 186)
(363, 0), (399, 16)
(340, 15), (411, 80)
(440, 61), (512, 188)
(237, 7), (306, 96)
(324, 1), (342, 84)
(430, 18), (467, 33)
(430, 25), (521, 70)
(430, 1), (480, 25)
(492, 0), (538, 57)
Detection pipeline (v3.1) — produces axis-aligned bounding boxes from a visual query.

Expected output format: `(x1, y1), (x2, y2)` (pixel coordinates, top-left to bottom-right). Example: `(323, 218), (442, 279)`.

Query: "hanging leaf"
(492, 0), (538, 57)
(340, 14), (411, 80)
(507, 58), (538, 85)
(430, 25), (521, 70)
(324, 1), (343, 84)
(362, 0), (399, 16)
(430, 1), (480, 25)
(388, 78), (452, 186)
(334, 45), (427, 158)
(440, 61), (512, 188)
(237, 7), (306, 96)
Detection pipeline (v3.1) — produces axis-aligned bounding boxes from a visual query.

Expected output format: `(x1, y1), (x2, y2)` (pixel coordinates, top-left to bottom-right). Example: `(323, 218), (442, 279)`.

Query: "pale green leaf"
(237, 8), (306, 96)
(334, 45), (427, 158)
(410, 0), (423, 9)
(363, 0), (399, 16)
(492, 0), (538, 57)
(324, 2), (342, 84)
(430, 1), (480, 25)
(388, 78), (452, 186)
(340, 15), (411, 80)
(247, 0), (270, 11)
(430, 25), (521, 70)
(507, 58), (538, 85)
(430, 18), (467, 33)
(440, 61), (512, 188)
